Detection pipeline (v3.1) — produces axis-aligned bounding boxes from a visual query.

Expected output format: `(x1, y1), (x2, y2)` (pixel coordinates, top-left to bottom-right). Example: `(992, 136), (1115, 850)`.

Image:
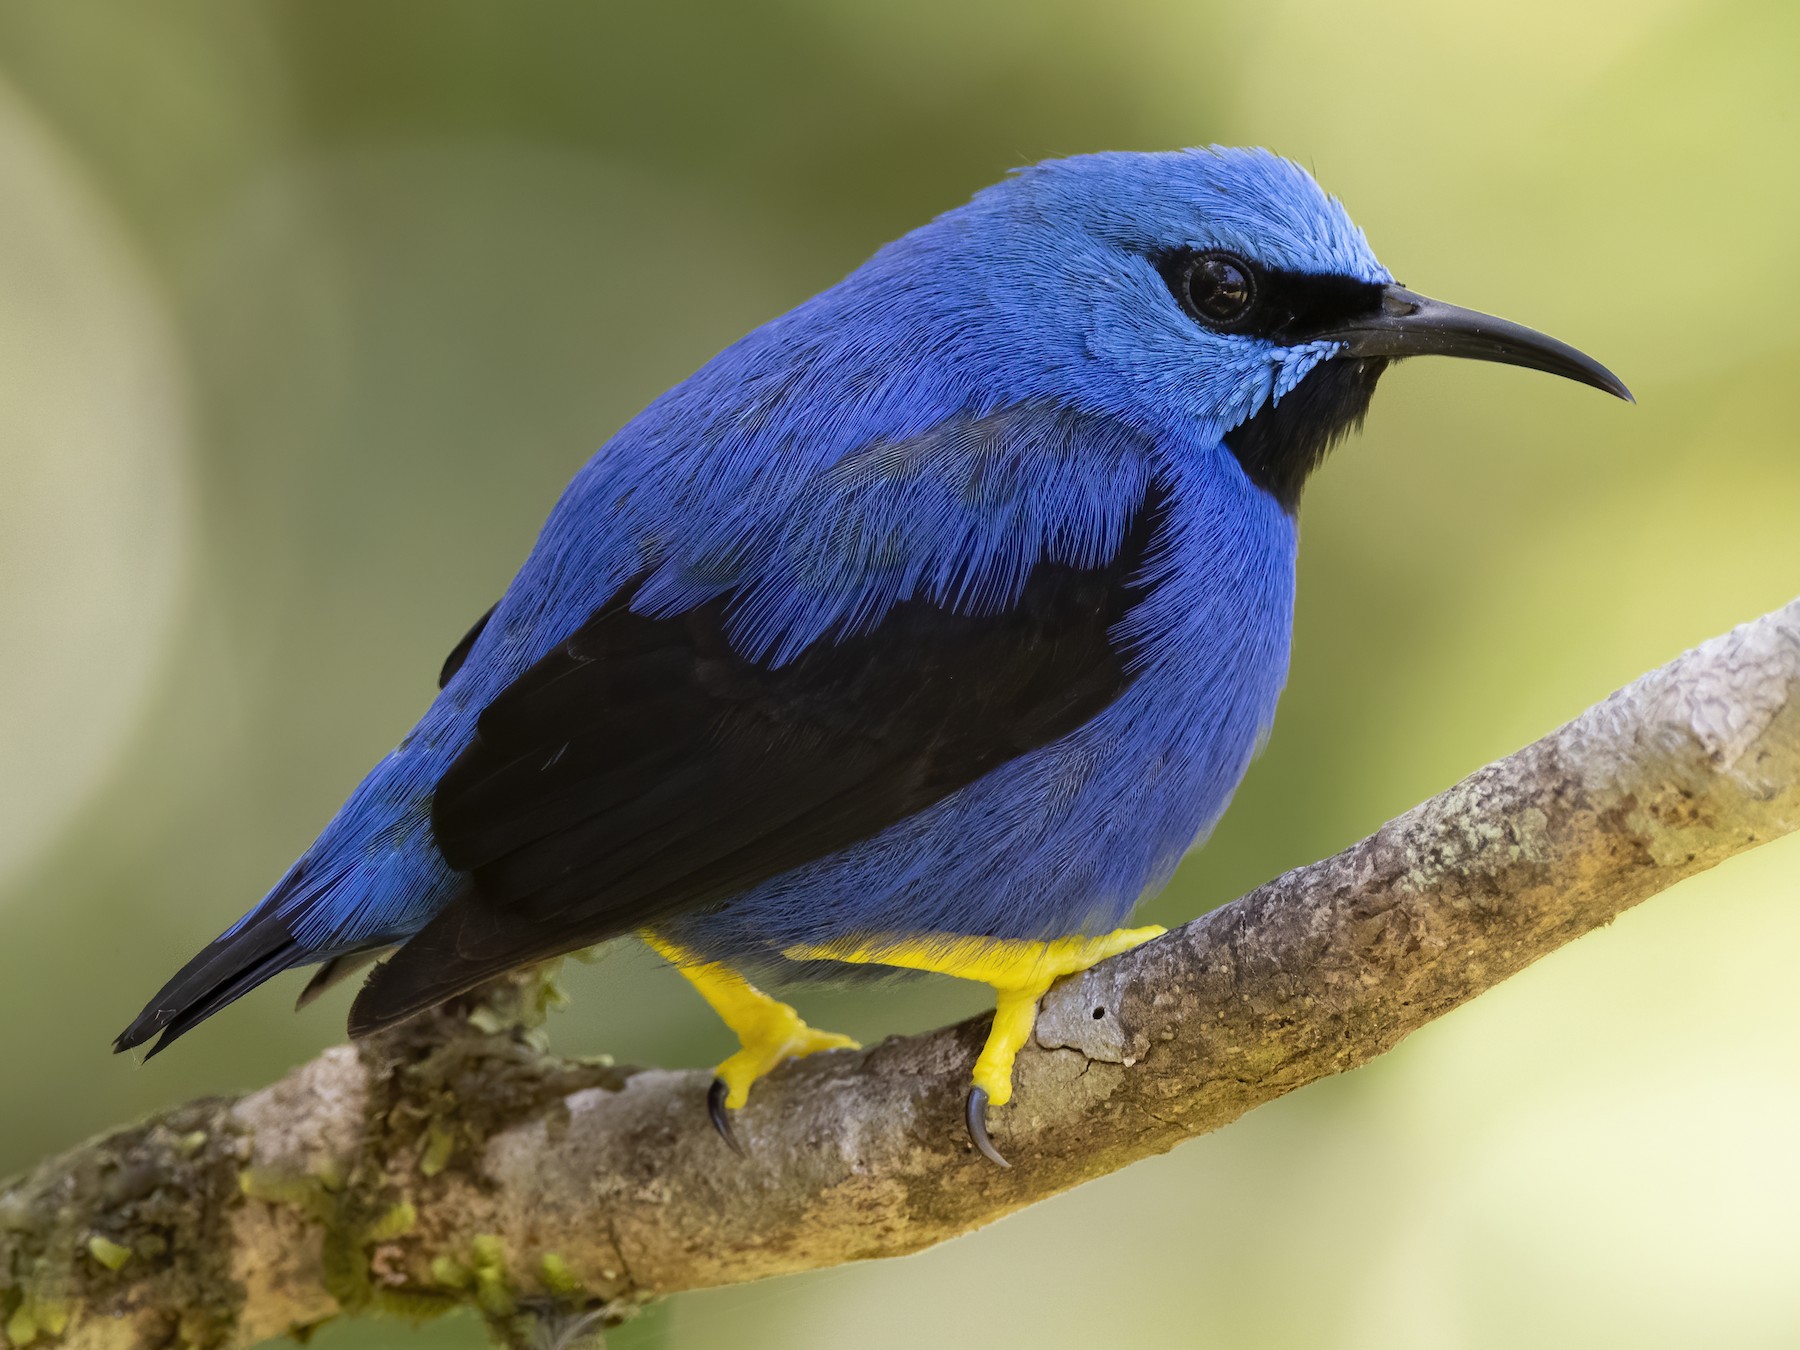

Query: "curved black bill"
(1322, 285), (1633, 403)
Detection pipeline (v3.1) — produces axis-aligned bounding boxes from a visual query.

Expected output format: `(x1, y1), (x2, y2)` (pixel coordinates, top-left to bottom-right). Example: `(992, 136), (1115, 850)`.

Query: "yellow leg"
(643, 934), (859, 1110)
(783, 926), (1164, 1107)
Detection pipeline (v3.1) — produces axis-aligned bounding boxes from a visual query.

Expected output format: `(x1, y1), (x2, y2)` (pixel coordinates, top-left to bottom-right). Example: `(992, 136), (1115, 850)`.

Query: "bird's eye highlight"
(1179, 252), (1257, 327)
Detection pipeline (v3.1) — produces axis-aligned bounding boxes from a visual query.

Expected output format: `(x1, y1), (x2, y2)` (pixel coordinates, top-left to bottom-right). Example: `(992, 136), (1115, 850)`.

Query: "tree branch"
(5, 599), (1797, 1350)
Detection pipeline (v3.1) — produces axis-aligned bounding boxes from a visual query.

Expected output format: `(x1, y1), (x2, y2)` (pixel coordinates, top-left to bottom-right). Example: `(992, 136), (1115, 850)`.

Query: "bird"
(116, 146), (1629, 1166)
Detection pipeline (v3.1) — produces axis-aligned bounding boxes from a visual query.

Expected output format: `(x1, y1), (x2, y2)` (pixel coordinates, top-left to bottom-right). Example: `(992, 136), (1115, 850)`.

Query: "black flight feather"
(348, 482), (1172, 1035)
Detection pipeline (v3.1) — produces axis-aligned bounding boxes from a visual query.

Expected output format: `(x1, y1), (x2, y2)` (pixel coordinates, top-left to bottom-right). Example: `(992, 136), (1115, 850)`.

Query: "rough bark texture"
(4, 599), (1797, 1349)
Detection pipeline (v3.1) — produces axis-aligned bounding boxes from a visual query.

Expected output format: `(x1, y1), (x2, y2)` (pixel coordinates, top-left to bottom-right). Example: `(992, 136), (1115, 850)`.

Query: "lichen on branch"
(3, 599), (1796, 1350)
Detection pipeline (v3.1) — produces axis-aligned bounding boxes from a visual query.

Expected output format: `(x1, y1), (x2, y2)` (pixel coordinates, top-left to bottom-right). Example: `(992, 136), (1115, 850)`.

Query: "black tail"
(115, 907), (309, 1057)
(294, 947), (388, 1010)
(347, 884), (577, 1038)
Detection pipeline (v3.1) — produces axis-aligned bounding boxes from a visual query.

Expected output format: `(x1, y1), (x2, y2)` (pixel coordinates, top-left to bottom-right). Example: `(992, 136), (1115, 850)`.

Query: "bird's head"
(930, 147), (1629, 510)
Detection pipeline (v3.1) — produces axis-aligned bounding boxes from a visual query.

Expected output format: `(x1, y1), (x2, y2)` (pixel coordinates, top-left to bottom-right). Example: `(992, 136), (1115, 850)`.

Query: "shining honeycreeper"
(118, 147), (1629, 1165)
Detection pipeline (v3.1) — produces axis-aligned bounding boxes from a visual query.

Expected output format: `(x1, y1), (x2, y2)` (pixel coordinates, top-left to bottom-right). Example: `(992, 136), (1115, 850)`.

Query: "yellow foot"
(643, 934), (859, 1147)
(710, 1003), (861, 1109)
(785, 923), (1165, 1162)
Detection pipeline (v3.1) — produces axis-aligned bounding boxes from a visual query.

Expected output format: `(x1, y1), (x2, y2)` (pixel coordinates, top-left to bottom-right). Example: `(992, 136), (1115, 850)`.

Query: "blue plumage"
(118, 146), (1626, 1066)
(663, 439), (1293, 959)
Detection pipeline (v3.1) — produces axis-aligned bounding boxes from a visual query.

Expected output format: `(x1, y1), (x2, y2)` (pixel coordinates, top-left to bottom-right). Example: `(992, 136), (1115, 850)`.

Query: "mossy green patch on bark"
(470, 1235), (517, 1319)
(538, 1255), (581, 1297)
(1, 1099), (245, 1350)
(81, 1238), (130, 1273)
(238, 1169), (335, 1224)
(365, 1202), (417, 1244)
(6, 1300), (39, 1347)
(429, 1255), (473, 1290)
(418, 1124), (457, 1178)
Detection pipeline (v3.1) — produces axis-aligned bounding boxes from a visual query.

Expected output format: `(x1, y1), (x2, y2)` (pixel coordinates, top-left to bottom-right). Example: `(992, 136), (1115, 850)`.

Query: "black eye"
(1179, 252), (1257, 327)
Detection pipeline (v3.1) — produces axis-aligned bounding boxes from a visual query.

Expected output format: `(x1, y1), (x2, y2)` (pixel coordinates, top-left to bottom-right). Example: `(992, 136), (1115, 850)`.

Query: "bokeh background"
(3, 2), (1798, 1347)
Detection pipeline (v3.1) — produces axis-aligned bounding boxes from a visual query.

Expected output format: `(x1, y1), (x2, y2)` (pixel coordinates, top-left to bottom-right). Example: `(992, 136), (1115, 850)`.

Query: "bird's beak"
(1319, 284), (1633, 403)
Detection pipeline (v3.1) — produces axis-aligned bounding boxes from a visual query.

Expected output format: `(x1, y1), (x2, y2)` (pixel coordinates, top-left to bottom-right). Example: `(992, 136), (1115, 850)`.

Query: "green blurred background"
(2, 1), (1797, 1346)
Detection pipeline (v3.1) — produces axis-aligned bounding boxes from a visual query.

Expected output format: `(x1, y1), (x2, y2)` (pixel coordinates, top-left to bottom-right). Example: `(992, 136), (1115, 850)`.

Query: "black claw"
(708, 1078), (746, 1156)
(964, 1086), (1011, 1168)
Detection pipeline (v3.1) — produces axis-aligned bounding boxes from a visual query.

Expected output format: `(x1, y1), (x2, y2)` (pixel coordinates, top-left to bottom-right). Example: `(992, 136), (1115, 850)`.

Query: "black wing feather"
(350, 485), (1168, 1034)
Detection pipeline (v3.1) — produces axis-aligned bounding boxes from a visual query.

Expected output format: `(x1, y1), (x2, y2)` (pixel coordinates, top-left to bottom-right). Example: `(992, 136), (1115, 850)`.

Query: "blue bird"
(117, 147), (1627, 1164)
